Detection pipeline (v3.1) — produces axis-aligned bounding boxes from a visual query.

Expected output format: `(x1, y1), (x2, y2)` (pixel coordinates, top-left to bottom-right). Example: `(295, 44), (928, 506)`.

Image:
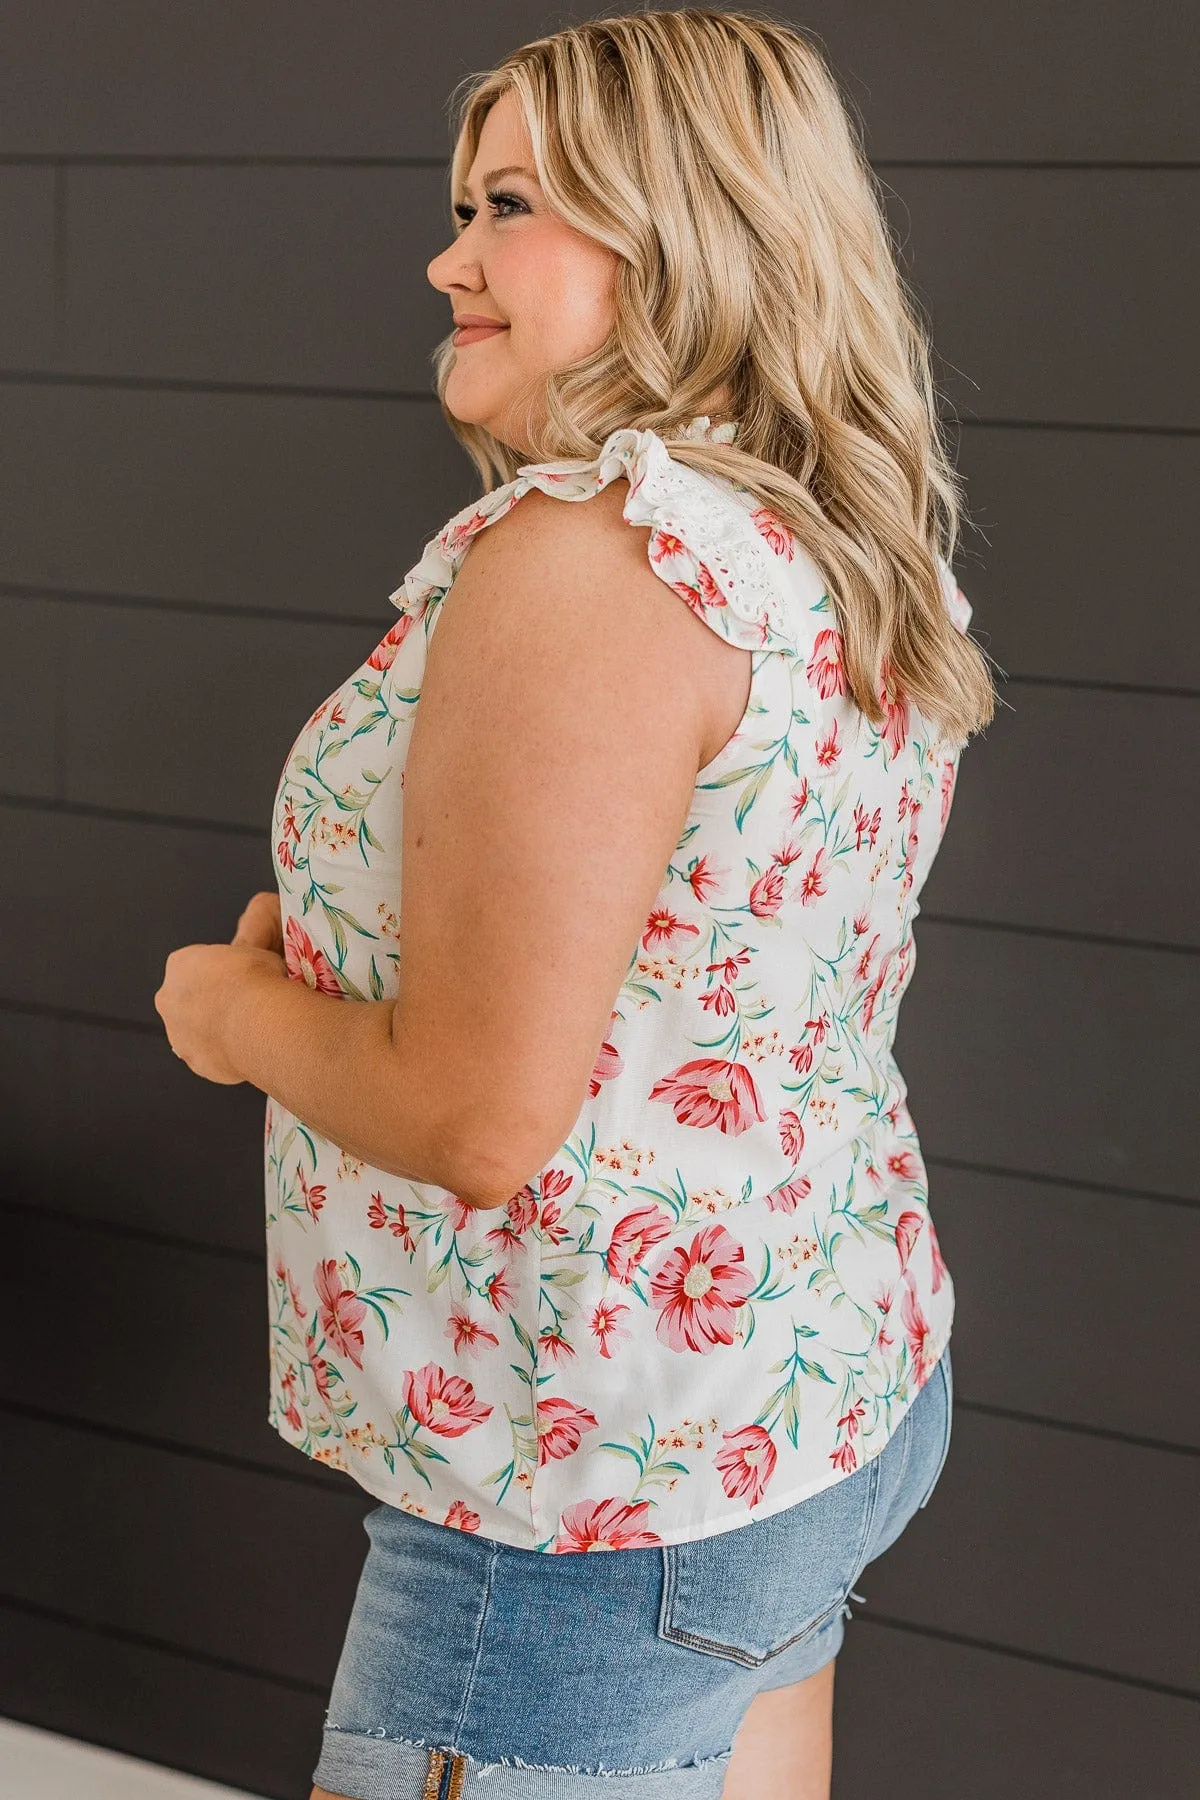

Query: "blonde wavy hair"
(434, 7), (998, 746)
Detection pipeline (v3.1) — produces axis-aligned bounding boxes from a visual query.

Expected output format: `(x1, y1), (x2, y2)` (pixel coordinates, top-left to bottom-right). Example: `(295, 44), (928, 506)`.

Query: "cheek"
(503, 232), (617, 360)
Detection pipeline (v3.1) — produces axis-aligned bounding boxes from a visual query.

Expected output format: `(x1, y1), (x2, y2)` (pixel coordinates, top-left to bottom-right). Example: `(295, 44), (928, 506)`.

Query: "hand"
(155, 910), (287, 1083)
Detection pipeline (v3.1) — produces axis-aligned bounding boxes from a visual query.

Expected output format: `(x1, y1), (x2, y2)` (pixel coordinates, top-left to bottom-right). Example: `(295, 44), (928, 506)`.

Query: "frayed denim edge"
(322, 1720), (734, 1779)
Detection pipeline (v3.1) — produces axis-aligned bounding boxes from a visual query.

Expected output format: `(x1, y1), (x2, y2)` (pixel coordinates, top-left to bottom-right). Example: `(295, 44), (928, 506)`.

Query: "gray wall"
(1, 6), (1197, 1796)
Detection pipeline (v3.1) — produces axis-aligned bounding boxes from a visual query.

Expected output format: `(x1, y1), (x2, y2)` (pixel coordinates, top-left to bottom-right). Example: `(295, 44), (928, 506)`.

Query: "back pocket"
(657, 1452), (883, 1668)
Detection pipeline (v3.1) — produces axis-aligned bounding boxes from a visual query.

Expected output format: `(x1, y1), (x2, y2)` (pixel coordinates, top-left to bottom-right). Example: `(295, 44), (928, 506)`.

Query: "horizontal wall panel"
(955, 426), (1200, 692)
(0, 1609), (321, 1800)
(0, 805), (269, 1022)
(0, 595), (62, 797)
(1, 1), (1197, 161)
(932, 1166), (1200, 1448)
(859, 1411), (1197, 1692)
(835, 1619), (1200, 1800)
(62, 602), (382, 827)
(0, 384), (475, 614)
(2, 1414), (370, 1688)
(924, 685), (1197, 948)
(64, 165), (452, 390)
(896, 922), (1196, 1201)
(2, 1209), (339, 1483)
(39, 166), (1200, 429)
(0, 1013), (268, 1255)
(0, 168), (56, 365)
(889, 169), (1200, 430)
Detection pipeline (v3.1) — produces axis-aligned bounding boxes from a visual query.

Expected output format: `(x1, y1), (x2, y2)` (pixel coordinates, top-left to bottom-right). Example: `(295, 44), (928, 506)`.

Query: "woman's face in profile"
(427, 88), (620, 451)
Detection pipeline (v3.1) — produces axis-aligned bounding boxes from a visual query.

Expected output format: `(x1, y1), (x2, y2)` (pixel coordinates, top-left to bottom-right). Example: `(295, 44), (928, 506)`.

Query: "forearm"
(221, 965), (489, 1203)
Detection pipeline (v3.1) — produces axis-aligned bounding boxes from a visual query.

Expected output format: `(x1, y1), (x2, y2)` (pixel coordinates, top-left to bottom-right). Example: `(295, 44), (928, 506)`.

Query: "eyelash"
(453, 189), (528, 230)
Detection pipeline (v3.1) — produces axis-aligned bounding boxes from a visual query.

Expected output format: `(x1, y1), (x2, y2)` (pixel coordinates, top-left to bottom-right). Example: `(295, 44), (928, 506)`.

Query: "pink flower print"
(815, 719), (842, 771)
(778, 1110), (807, 1162)
(443, 509), (493, 557)
(588, 1032), (625, 1098)
(749, 865), (786, 920)
(838, 1400), (866, 1441)
(927, 1216), (948, 1293)
(279, 1367), (303, 1434)
(296, 1166), (326, 1221)
(553, 1497), (663, 1552)
(893, 1210), (923, 1274)
(366, 614), (414, 671)
(484, 1219), (524, 1258)
(750, 507), (795, 560)
(643, 908), (701, 950)
(441, 1194), (475, 1232)
(853, 802), (882, 852)
(789, 775), (811, 822)
(887, 1148), (919, 1182)
(699, 980), (738, 1018)
(687, 854), (723, 903)
(445, 1307), (500, 1356)
(539, 1199), (569, 1247)
(506, 1189), (540, 1235)
(877, 662), (911, 759)
(861, 949), (894, 1035)
(314, 1260), (367, 1371)
(831, 1439), (858, 1473)
(482, 1266), (515, 1313)
(715, 1424), (778, 1504)
(606, 1205), (673, 1284)
(283, 918), (343, 997)
(304, 1332), (333, 1405)
(536, 1396), (600, 1465)
(403, 1363), (493, 1437)
(366, 1191), (416, 1252)
(806, 628), (848, 699)
(796, 847), (829, 905)
(590, 1298), (632, 1360)
(444, 1500), (481, 1532)
(650, 1223), (755, 1354)
(764, 1174), (811, 1214)
(538, 1329), (576, 1364)
(901, 1276), (933, 1385)
(649, 1058), (767, 1137)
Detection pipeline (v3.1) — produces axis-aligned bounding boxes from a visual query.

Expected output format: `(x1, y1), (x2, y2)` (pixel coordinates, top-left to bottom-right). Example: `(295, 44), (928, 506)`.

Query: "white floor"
(0, 1718), (269, 1800)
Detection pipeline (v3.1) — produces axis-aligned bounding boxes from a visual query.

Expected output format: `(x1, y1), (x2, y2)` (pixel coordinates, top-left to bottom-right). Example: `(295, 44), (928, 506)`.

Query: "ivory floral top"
(265, 414), (973, 1553)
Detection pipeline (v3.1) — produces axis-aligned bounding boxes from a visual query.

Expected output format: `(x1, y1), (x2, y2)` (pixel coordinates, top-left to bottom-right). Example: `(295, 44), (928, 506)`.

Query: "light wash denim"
(313, 1342), (953, 1799)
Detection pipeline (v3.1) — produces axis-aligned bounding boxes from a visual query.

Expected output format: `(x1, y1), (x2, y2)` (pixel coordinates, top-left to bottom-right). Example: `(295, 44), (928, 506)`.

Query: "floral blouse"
(264, 414), (972, 1553)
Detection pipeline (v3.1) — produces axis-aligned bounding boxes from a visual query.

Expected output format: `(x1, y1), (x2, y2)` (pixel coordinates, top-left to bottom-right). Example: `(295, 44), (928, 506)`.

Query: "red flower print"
(687, 854), (724, 903)
(877, 662), (911, 759)
(304, 1332), (333, 1404)
(445, 1307), (500, 1356)
(643, 909), (701, 950)
(815, 719), (842, 771)
(539, 1200), (569, 1246)
(749, 865), (786, 919)
(649, 1223), (755, 1354)
(893, 1210), (923, 1273)
(482, 1267), (515, 1313)
(366, 614), (413, 671)
(715, 1424), (778, 1504)
(837, 1400), (866, 1440)
(590, 1298), (632, 1359)
(536, 1395), (600, 1465)
(314, 1259), (367, 1371)
(538, 1329), (576, 1363)
(796, 847), (829, 905)
(444, 1500), (481, 1532)
(553, 1497), (663, 1552)
(940, 757), (958, 830)
(403, 1362), (493, 1437)
(366, 1191), (416, 1252)
(901, 1276), (933, 1385)
(506, 1189), (540, 1234)
(887, 1148), (919, 1182)
(441, 1194), (475, 1232)
(648, 1058), (766, 1137)
(484, 1219), (524, 1258)
(605, 1205), (673, 1284)
(283, 918), (343, 997)
(830, 1439), (858, 1473)
(806, 628), (847, 699)
(750, 507), (795, 560)
(297, 1166), (326, 1221)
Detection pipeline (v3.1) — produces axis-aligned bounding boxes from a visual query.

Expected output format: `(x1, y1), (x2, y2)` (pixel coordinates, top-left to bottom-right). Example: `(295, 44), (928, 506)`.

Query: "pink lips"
(452, 319), (509, 345)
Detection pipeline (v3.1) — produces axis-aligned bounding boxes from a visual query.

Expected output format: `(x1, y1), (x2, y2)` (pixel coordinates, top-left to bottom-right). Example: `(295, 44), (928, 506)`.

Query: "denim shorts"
(313, 1341), (953, 1799)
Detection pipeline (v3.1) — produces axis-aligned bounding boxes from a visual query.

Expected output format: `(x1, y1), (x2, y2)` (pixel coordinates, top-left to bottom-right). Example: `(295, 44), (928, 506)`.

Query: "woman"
(155, 10), (997, 1798)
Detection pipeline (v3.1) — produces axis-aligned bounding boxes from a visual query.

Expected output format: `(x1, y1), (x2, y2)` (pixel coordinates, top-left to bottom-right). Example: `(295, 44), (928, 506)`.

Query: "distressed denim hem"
(313, 1725), (733, 1798)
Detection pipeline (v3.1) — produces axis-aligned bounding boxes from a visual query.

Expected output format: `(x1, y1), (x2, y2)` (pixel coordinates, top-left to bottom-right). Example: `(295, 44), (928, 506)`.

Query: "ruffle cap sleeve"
(390, 426), (816, 655)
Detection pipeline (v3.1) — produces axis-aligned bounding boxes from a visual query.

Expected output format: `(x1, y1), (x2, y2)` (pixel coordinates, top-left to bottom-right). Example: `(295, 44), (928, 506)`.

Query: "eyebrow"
(460, 164), (539, 199)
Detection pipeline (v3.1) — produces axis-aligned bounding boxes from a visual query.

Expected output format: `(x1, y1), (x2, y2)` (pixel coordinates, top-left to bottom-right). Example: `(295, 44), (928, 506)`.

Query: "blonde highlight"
(432, 7), (999, 747)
